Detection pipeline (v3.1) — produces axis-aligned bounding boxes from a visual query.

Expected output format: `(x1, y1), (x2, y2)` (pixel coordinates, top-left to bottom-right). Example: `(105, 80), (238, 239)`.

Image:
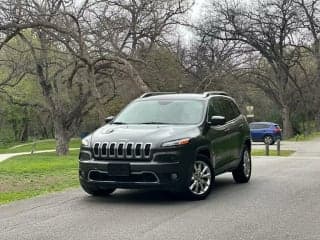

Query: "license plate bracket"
(108, 163), (130, 176)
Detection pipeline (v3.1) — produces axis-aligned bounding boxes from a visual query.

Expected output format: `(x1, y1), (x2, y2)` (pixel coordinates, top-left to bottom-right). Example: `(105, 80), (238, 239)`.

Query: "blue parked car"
(249, 122), (282, 145)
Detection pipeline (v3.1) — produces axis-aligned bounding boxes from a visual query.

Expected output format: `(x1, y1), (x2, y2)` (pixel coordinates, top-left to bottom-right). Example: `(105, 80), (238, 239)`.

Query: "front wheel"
(183, 155), (214, 200)
(232, 148), (251, 183)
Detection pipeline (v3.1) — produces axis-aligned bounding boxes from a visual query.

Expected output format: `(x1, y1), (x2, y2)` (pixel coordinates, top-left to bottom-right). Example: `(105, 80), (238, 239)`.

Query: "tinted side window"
(208, 98), (224, 119)
(250, 123), (259, 129)
(229, 100), (241, 118)
(219, 98), (236, 122)
(250, 123), (268, 129)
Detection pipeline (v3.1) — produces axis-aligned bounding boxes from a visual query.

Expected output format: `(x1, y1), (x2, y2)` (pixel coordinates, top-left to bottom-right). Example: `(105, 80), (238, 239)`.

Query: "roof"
(138, 92), (231, 101)
(140, 93), (206, 100)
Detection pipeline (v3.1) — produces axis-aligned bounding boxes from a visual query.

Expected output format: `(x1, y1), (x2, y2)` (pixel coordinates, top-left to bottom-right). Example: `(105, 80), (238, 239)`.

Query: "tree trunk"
(54, 119), (70, 155)
(315, 111), (320, 131)
(19, 120), (29, 142)
(281, 105), (294, 139)
(19, 108), (29, 142)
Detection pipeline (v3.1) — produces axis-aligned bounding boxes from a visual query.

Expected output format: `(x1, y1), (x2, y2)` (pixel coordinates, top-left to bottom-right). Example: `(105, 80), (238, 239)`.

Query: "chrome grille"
(101, 143), (108, 157)
(109, 143), (116, 157)
(135, 143), (142, 158)
(117, 143), (124, 157)
(93, 143), (100, 158)
(92, 142), (152, 160)
(144, 143), (151, 158)
(126, 142), (133, 158)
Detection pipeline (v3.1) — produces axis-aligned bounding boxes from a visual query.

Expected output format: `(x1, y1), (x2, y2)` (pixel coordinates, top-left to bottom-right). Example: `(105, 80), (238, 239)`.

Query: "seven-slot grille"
(93, 142), (152, 160)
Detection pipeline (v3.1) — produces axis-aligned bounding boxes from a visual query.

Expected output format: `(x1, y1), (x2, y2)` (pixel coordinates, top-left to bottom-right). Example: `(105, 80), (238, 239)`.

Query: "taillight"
(274, 127), (281, 133)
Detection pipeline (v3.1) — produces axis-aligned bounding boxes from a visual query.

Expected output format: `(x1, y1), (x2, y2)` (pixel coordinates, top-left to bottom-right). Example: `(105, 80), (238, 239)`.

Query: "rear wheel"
(183, 154), (214, 200)
(264, 135), (274, 145)
(232, 147), (251, 183)
(81, 182), (116, 196)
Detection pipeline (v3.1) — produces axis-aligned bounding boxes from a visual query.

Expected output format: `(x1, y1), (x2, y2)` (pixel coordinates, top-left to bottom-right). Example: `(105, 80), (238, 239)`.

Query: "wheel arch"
(195, 146), (215, 169)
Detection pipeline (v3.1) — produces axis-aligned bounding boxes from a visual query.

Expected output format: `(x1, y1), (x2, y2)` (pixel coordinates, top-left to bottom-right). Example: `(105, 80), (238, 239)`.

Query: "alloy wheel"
(189, 160), (212, 195)
(264, 136), (273, 145)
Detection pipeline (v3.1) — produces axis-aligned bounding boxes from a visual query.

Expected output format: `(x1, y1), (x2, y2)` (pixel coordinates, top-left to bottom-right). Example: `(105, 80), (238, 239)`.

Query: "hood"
(90, 124), (201, 148)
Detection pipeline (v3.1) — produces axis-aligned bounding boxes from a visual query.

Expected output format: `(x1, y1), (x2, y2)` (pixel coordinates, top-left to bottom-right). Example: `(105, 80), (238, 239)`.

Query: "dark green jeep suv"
(79, 92), (251, 200)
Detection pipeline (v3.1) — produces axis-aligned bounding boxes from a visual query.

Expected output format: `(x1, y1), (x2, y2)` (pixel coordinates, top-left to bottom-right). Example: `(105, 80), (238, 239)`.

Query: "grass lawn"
(0, 138), (81, 154)
(288, 132), (320, 142)
(0, 151), (79, 205)
(252, 149), (295, 156)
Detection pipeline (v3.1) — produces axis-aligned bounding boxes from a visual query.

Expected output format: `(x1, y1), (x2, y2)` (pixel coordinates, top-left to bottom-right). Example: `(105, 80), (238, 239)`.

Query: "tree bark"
(19, 120), (29, 142)
(54, 119), (70, 155)
(281, 105), (294, 139)
(19, 108), (29, 142)
(315, 111), (320, 131)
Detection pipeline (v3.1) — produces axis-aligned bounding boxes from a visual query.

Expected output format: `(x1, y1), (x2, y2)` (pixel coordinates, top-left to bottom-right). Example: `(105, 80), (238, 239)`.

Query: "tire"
(183, 154), (214, 200)
(232, 147), (251, 183)
(81, 182), (116, 196)
(263, 135), (274, 145)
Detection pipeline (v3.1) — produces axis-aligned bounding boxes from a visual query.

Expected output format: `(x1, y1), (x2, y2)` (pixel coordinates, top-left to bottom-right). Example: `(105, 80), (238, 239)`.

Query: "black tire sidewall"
(232, 147), (251, 183)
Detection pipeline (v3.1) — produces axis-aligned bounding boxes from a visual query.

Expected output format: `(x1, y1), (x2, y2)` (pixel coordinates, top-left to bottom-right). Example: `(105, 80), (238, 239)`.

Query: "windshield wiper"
(138, 122), (169, 125)
(112, 122), (126, 125)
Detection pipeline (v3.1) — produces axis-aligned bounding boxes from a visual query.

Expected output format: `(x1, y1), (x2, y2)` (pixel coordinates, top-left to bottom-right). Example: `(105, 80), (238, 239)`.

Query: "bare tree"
(16, 31), (94, 155)
(0, 2), (94, 154)
(199, 0), (306, 138)
(178, 34), (245, 93)
(294, 0), (320, 130)
(36, 0), (192, 121)
(0, 0), (192, 153)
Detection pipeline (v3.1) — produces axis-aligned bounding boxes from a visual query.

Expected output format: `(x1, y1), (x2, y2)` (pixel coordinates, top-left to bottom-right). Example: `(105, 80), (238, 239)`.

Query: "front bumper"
(79, 147), (194, 191)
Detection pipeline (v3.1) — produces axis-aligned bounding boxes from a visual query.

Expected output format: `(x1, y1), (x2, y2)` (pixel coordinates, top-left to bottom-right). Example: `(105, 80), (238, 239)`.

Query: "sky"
(178, 0), (207, 45)
(191, 0), (206, 20)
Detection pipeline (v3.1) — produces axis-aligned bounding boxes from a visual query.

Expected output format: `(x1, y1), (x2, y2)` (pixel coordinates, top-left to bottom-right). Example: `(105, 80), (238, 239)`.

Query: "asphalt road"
(1, 139), (320, 240)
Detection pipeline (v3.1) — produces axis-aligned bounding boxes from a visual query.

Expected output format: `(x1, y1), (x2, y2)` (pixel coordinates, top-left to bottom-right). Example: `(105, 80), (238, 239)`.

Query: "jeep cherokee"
(79, 92), (252, 200)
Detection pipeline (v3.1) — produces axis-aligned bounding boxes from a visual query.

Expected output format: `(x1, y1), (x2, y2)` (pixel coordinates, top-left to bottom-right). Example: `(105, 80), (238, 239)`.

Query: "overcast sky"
(178, 0), (206, 45)
(191, 0), (206, 20)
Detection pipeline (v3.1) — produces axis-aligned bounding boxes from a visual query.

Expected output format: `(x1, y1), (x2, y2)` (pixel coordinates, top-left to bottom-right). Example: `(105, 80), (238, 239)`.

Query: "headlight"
(162, 138), (190, 147)
(81, 135), (92, 147)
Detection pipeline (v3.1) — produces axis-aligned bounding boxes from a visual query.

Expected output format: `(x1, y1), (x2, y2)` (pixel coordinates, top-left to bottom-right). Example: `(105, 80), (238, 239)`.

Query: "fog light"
(171, 173), (178, 180)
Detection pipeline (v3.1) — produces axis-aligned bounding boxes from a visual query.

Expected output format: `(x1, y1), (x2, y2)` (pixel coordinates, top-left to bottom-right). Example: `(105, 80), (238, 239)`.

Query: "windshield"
(113, 100), (205, 125)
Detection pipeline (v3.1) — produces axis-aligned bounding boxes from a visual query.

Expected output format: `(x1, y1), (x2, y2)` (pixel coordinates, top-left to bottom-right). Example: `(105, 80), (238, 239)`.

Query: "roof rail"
(140, 92), (177, 98)
(203, 91), (228, 97)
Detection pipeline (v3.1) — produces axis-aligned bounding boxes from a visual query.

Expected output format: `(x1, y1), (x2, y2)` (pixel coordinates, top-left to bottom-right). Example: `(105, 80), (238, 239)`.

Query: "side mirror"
(105, 116), (114, 123)
(210, 116), (226, 126)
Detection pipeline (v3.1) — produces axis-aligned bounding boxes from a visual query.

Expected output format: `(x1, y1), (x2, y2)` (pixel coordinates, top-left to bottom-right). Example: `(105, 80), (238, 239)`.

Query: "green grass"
(288, 132), (320, 142)
(252, 149), (295, 156)
(0, 151), (79, 204)
(0, 138), (81, 154)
